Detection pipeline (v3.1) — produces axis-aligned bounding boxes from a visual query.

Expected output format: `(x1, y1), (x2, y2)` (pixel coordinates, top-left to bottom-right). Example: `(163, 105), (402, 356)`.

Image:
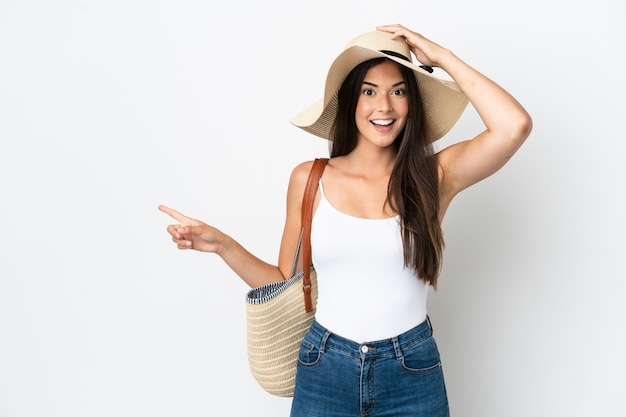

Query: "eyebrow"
(362, 80), (407, 88)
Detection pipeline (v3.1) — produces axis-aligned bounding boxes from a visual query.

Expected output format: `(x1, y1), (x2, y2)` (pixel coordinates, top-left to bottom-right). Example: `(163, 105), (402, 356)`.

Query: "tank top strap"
(318, 178), (326, 198)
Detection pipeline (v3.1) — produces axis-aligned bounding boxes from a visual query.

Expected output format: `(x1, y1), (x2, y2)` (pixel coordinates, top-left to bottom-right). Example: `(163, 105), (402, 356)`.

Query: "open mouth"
(371, 119), (394, 127)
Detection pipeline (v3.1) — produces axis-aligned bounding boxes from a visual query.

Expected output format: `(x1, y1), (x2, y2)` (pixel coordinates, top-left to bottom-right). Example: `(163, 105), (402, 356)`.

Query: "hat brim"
(290, 46), (469, 143)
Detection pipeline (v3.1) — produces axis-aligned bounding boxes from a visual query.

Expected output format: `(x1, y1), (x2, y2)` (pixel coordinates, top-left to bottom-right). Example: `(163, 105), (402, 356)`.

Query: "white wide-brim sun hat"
(290, 30), (470, 143)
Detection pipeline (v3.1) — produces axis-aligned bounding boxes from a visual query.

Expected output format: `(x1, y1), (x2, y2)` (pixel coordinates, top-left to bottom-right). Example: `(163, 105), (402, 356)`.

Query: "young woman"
(160, 23), (532, 416)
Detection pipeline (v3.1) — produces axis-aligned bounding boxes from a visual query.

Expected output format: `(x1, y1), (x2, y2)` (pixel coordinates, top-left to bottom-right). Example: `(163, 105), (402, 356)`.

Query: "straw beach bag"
(245, 158), (328, 397)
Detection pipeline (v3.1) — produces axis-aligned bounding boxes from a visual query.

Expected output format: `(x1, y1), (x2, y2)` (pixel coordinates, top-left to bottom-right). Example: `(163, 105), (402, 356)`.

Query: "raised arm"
(378, 24), (533, 203)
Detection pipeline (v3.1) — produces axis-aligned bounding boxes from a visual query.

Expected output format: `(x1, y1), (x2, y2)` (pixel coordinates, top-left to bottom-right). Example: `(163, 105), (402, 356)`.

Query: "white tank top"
(311, 179), (429, 343)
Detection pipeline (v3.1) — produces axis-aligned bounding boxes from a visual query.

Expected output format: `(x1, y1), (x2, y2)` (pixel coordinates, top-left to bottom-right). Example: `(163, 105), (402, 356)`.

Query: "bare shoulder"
(286, 160), (318, 203)
(289, 160), (317, 189)
(290, 160), (316, 180)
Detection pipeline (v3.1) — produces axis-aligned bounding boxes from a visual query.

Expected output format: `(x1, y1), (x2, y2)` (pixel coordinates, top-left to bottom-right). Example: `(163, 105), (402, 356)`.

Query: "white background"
(1, 0), (625, 416)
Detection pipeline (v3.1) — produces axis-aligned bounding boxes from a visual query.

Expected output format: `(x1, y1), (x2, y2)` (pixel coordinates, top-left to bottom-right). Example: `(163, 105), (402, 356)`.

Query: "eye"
(362, 88), (375, 96)
(392, 88), (406, 96)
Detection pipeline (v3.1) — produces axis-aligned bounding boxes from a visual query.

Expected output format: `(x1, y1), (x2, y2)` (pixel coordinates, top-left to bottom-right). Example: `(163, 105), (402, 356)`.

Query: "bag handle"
(300, 157), (328, 312)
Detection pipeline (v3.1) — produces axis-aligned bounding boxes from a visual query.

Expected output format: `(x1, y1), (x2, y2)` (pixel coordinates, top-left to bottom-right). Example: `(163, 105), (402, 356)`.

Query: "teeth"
(372, 119), (393, 126)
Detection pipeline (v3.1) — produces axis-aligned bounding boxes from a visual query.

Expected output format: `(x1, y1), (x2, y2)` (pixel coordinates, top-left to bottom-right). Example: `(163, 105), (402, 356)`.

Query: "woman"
(160, 24), (532, 416)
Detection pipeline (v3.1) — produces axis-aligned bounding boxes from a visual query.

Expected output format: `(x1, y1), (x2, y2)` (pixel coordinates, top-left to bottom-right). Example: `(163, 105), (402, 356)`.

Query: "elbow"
(499, 111), (532, 151)
(513, 111), (533, 143)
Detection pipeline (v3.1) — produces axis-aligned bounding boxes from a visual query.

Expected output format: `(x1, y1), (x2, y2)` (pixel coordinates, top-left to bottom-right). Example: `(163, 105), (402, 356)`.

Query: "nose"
(377, 94), (392, 112)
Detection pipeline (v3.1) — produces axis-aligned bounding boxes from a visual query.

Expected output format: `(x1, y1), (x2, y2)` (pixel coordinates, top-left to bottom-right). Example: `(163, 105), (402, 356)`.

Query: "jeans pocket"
(399, 335), (442, 374)
(297, 334), (323, 367)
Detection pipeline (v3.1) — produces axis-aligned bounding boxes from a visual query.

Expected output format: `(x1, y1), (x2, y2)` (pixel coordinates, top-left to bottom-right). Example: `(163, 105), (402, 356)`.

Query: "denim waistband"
(307, 317), (433, 358)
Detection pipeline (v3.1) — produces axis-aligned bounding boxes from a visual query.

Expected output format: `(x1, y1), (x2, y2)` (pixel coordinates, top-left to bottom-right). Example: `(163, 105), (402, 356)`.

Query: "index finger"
(375, 24), (407, 38)
(158, 204), (187, 222)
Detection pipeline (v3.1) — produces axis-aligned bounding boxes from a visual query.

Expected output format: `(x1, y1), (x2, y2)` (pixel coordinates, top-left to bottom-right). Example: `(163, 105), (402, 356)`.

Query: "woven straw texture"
(245, 267), (318, 397)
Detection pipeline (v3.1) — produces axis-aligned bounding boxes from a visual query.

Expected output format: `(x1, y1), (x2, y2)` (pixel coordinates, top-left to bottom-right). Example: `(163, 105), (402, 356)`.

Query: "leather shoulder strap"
(301, 158), (328, 312)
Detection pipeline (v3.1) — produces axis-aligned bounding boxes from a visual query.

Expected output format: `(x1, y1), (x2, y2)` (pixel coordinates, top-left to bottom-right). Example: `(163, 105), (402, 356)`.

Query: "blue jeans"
(290, 317), (449, 417)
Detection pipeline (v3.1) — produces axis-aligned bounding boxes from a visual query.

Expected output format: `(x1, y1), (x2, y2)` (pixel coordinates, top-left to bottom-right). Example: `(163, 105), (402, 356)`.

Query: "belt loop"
(426, 315), (433, 334)
(320, 329), (331, 353)
(391, 336), (403, 360)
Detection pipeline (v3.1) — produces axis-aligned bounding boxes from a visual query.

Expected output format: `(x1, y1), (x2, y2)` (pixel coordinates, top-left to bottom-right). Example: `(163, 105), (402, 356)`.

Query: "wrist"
(215, 232), (234, 257)
(433, 48), (456, 70)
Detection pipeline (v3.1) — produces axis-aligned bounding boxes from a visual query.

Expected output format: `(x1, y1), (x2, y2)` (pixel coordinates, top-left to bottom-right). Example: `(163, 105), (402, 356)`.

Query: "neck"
(343, 145), (396, 178)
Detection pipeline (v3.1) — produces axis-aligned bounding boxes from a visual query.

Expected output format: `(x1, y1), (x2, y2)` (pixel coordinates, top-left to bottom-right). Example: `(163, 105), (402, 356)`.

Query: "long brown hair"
(329, 57), (444, 287)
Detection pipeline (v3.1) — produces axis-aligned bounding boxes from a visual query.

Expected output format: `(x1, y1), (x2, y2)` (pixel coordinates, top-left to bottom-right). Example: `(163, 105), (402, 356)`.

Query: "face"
(354, 61), (409, 150)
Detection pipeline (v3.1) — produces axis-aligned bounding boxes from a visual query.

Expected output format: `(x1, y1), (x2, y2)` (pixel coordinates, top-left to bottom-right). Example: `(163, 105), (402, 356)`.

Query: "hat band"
(379, 49), (434, 73)
(380, 49), (410, 62)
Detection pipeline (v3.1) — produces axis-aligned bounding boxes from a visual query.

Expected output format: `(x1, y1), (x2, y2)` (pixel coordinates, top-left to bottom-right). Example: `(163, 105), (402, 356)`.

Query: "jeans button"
(360, 345), (368, 353)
